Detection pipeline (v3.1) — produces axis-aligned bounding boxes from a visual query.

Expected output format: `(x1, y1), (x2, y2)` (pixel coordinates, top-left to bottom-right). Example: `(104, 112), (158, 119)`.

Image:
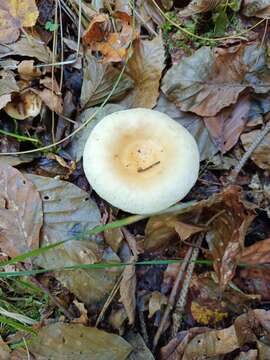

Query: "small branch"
(171, 235), (204, 337)
(229, 120), (270, 183)
(152, 246), (193, 350)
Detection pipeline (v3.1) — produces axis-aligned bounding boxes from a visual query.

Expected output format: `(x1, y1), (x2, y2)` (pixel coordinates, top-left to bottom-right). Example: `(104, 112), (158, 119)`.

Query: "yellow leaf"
(0, 0), (39, 44)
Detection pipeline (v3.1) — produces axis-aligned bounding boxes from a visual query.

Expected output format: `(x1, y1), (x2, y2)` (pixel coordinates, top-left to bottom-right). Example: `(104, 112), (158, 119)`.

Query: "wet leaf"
(68, 104), (124, 162)
(126, 331), (154, 360)
(28, 323), (132, 359)
(0, 0), (39, 44)
(204, 95), (251, 153)
(26, 174), (120, 305)
(121, 35), (165, 108)
(242, 0), (270, 18)
(0, 164), (42, 257)
(162, 43), (270, 116)
(80, 55), (133, 109)
(155, 95), (219, 161)
(120, 257), (136, 324)
(237, 268), (270, 300)
(241, 126), (270, 170)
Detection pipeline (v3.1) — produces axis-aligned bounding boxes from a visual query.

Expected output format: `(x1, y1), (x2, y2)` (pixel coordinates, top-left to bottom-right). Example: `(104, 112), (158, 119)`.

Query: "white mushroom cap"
(83, 108), (200, 214)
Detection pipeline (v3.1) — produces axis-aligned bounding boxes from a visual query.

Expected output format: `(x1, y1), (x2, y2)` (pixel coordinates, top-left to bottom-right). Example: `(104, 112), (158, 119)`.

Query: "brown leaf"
(82, 14), (110, 44)
(179, 0), (223, 16)
(31, 86), (63, 114)
(114, 0), (132, 22)
(0, 0), (39, 44)
(204, 95), (251, 153)
(148, 291), (167, 318)
(0, 164), (43, 257)
(162, 43), (270, 117)
(122, 35), (165, 108)
(242, 0), (270, 18)
(120, 257), (136, 324)
(237, 268), (270, 300)
(241, 126), (270, 170)
(174, 221), (205, 241)
(240, 238), (270, 265)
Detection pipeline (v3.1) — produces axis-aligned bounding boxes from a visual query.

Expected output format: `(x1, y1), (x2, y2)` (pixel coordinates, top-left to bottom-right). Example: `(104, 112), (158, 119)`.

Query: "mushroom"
(83, 108), (200, 214)
(4, 91), (42, 120)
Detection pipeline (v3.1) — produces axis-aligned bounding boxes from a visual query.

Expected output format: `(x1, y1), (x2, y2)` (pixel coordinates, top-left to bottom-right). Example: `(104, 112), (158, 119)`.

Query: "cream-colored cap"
(83, 108), (200, 214)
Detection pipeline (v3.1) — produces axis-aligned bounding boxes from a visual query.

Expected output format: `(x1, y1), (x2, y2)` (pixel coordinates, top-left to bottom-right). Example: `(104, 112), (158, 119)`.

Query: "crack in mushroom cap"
(83, 108), (200, 214)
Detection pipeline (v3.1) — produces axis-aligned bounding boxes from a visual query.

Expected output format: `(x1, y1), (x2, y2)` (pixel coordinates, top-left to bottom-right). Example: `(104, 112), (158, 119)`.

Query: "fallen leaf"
(241, 126), (270, 170)
(0, 94), (11, 110)
(148, 291), (167, 318)
(31, 87), (63, 113)
(121, 36), (165, 108)
(0, 164), (42, 257)
(72, 299), (88, 325)
(179, 0), (223, 16)
(155, 95), (219, 161)
(0, 0), (39, 44)
(114, 0), (132, 22)
(242, 0), (270, 18)
(120, 257), (136, 324)
(161, 42), (270, 116)
(28, 323), (132, 359)
(26, 174), (120, 305)
(80, 55), (133, 109)
(82, 14), (110, 44)
(68, 104), (124, 162)
(174, 222), (205, 241)
(237, 268), (270, 300)
(240, 238), (270, 265)
(3, 35), (52, 63)
(126, 331), (155, 360)
(0, 70), (19, 97)
(204, 95), (251, 153)
(235, 350), (258, 360)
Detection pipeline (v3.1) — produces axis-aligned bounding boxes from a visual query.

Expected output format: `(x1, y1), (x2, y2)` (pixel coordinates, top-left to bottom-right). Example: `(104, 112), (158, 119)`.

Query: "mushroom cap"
(4, 91), (42, 120)
(83, 108), (200, 214)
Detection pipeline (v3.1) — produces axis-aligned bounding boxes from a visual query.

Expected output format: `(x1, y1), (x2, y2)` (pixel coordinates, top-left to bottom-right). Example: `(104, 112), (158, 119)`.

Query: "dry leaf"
(82, 14), (110, 44)
(237, 268), (270, 300)
(120, 257), (136, 324)
(148, 291), (167, 318)
(179, 0), (223, 16)
(241, 126), (270, 170)
(114, 0), (132, 22)
(27, 323), (132, 359)
(174, 222), (205, 241)
(122, 35), (165, 108)
(0, 70), (19, 97)
(0, 0), (39, 44)
(240, 238), (270, 265)
(162, 43), (270, 117)
(0, 164), (43, 257)
(204, 95), (251, 153)
(242, 0), (270, 18)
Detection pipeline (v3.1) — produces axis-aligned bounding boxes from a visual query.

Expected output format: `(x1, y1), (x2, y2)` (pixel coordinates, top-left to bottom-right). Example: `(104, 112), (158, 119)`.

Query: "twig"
(171, 234), (204, 337)
(29, 275), (74, 320)
(138, 309), (149, 346)
(152, 246), (193, 350)
(229, 120), (270, 183)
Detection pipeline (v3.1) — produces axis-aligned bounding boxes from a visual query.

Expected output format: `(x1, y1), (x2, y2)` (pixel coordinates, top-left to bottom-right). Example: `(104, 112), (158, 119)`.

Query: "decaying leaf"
(68, 104), (124, 162)
(155, 95), (219, 161)
(204, 95), (251, 153)
(0, 0), (39, 44)
(80, 55), (133, 109)
(241, 126), (270, 170)
(240, 237), (270, 265)
(3, 35), (52, 63)
(179, 0), (223, 16)
(26, 174), (120, 305)
(126, 331), (155, 360)
(162, 42), (270, 116)
(148, 291), (167, 318)
(83, 15), (134, 63)
(120, 257), (136, 324)
(237, 267), (270, 300)
(27, 323), (132, 359)
(0, 164), (43, 257)
(145, 186), (256, 289)
(0, 70), (19, 97)
(122, 36), (165, 108)
(242, 0), (270, 18)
